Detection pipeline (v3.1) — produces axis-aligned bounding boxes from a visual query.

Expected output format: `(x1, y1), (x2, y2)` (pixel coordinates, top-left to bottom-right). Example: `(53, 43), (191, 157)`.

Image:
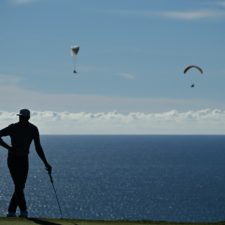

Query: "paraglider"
(183, 65), (203, 88)
(71, 45), (80, 73)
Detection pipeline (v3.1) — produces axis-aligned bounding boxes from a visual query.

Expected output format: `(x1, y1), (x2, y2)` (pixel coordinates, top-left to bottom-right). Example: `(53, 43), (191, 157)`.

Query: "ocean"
(0, 135), (225, 222)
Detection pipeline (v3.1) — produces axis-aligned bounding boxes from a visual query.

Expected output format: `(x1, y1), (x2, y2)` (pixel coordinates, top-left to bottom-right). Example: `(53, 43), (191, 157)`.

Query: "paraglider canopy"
(71, 45), (80, 56)
(183, 65), (203, 74)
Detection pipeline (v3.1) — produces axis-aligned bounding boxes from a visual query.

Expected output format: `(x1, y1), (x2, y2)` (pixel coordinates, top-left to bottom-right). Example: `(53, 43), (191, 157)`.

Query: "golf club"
(48, 171), (63, 218)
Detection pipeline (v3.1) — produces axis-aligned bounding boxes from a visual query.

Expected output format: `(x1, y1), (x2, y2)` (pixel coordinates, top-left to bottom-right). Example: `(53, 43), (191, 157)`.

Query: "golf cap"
(17, 109), (31, 118)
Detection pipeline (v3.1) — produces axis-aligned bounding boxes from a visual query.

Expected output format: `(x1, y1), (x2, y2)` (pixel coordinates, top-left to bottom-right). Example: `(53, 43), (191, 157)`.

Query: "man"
(0, 109), (52, 218)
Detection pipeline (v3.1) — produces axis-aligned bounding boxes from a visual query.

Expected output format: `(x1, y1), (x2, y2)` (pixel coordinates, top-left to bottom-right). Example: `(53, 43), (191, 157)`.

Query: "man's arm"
(0, 138), (12, 151)
(0, 126), (12, 151)
(34, 130), (52, 173)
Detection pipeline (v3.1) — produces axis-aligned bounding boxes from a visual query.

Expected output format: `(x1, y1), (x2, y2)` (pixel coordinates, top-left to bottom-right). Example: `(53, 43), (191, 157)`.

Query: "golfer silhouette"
(0, 109), (52, 218)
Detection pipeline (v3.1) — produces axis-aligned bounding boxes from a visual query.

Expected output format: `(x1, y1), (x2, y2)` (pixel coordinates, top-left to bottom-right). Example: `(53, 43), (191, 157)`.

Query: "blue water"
(1, 135), (225, 222)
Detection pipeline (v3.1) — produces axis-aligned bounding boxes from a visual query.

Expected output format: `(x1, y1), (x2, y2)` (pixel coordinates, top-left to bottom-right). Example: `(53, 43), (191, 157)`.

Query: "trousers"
(7, 154), (29, 213)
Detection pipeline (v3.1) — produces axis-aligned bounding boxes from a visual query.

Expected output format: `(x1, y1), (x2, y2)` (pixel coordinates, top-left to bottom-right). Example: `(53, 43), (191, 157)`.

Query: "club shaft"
(49, 173), (63, 218)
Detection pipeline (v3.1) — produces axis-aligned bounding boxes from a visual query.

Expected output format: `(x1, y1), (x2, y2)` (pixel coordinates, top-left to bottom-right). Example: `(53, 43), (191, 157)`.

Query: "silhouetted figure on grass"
(0, 109), (52, 218)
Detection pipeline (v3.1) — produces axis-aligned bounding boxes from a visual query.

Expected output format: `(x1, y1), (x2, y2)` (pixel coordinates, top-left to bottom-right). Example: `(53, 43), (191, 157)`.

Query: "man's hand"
(0, 138), (14, 152)
(45, 163), (52, 175)
(8, 146), (14, 152)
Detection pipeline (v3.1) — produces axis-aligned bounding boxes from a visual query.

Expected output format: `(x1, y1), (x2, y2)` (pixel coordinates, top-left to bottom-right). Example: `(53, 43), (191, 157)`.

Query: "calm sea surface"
(1, 135), (225, 222)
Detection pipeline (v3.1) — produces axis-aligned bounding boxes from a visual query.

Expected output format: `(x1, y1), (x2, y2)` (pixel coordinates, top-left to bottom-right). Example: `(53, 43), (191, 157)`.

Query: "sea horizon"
(1, 135), (225, 222)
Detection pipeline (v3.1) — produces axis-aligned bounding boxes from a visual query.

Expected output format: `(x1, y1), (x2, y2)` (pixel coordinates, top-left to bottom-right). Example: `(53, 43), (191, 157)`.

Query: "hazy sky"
(0, 0), (225, 134)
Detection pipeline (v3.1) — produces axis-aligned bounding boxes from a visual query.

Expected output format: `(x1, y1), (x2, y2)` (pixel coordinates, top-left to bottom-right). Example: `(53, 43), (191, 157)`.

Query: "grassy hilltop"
(1, 218), (225, 225)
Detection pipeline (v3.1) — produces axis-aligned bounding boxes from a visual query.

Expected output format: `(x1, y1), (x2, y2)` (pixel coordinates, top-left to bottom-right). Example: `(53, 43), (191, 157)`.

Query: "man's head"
(17, 109), (31, 121)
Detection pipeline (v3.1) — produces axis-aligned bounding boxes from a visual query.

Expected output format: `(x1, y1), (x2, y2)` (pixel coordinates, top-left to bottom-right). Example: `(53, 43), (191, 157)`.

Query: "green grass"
(1, 218), (225, 225)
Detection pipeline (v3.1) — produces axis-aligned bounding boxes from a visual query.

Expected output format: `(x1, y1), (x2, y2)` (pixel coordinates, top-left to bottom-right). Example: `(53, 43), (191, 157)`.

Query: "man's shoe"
(6, 212), (16, 217)
(19, 211), (28, 218)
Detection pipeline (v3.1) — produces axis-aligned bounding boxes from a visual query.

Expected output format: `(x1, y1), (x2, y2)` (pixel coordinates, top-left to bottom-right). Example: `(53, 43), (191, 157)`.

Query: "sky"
(0, 0), (225, 134)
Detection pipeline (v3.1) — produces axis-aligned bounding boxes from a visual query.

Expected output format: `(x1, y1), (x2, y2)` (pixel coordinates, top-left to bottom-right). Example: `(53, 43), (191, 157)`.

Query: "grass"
(1, 218), (225, 225)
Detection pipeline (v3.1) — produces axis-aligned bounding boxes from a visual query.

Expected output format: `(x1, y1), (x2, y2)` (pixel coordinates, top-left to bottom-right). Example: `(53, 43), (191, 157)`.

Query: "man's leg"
(8, 193), (18, 214)
(7, 154), (29, 216)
